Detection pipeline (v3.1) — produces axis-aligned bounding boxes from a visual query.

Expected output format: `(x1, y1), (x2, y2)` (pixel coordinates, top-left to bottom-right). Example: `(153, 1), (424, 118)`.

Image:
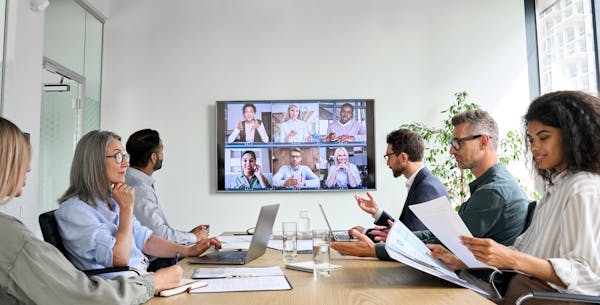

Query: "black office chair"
(515, 291), (600, 305)
(490, 201), (600, 304)
(39, 210), (132, 277)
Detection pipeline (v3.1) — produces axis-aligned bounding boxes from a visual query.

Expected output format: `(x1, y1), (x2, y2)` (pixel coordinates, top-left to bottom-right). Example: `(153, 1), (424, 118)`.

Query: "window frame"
(524, 0), (600, 98)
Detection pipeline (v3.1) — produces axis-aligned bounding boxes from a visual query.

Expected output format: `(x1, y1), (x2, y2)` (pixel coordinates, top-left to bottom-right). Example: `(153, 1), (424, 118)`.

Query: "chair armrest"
(83, 266), (137, 277)
(516, 291), (600, 305)
(488, 269), (521, 299)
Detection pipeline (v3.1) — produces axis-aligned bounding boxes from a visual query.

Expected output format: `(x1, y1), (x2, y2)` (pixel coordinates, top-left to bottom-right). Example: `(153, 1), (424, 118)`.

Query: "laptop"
(318, 203), (356, 242)
(188, 204), (279, 265)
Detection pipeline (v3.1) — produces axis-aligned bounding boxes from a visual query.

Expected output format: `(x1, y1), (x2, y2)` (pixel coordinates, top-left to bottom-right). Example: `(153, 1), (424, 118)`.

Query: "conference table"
(146, 245), (495, 305)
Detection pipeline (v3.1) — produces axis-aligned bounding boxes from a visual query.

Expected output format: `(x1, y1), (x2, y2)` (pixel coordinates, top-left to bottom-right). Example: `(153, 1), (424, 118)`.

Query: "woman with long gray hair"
(55, 130), (221, 279)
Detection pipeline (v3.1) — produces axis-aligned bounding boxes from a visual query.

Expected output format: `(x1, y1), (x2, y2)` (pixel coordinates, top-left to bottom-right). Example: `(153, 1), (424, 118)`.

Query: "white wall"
(0, 0), (45, 232)
(98, 0), (531, 235)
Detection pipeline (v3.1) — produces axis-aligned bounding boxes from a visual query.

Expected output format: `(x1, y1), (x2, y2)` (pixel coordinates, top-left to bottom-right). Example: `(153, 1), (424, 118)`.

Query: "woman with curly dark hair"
(429, 91), (600, 304)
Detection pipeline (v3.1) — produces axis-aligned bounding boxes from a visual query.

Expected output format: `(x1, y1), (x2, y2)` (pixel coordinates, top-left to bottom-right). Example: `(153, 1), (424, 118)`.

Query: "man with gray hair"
(414, 109), (528, 245)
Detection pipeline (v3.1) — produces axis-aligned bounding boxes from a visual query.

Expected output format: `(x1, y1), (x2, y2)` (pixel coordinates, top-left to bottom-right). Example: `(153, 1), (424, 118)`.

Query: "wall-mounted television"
(216, 99), (376, 192)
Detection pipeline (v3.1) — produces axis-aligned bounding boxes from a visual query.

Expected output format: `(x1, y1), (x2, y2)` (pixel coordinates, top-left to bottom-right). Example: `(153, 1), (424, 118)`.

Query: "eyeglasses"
(383, 152), (398, 162)
(449, 134), (484, 151)
(106, 152), (130, 164)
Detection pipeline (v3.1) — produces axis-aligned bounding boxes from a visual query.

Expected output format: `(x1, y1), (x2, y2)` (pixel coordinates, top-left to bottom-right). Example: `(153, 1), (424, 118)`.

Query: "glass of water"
(312, 229), (331, 278)
(282, 221), (297, 263)
(298, 210), (310, 238)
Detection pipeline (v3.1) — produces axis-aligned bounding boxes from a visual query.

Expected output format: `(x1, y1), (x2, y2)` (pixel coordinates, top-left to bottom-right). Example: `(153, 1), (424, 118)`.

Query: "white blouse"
(512, 171), (600, 295)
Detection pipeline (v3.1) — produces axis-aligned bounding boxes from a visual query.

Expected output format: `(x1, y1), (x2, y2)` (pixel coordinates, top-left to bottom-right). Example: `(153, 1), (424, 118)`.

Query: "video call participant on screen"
(325, 103), (366, 142)
(0, 118), (184, 304)
(227, 103), (269, 143)
(431, 91), (600, 305)
(331, 128), (448, 260)
(272, 147), (320, 188)
(325, 147), (362, 188)
(55, 130), (221, 279)
(229, 150), (271, 189)
(125, 129), (212, 271)
(332, 110), (528, 262)
(277, 104), (312, 142)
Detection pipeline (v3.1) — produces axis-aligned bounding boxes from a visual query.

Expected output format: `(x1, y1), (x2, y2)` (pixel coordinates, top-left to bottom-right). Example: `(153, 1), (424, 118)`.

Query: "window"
(524, 0), (600, 97)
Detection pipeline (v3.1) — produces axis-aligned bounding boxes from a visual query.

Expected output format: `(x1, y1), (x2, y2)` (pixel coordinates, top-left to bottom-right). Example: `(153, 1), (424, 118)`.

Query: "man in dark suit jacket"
(331, 128), (449, 260)
(372, 166), (448, 232)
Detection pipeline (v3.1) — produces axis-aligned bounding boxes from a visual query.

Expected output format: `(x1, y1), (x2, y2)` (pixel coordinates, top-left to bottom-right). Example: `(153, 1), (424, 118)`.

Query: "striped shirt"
(512, 171), (600, 295)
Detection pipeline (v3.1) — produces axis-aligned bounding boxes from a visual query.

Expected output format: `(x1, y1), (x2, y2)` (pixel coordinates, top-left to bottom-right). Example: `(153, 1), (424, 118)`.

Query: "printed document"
(190, 266), (291, 293)
(385, 221), (494, 297)
(409, 196), (495, 269)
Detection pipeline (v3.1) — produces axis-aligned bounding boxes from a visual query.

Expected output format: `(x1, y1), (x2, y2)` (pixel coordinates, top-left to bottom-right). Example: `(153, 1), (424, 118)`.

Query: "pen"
(173, 252), (181, 265)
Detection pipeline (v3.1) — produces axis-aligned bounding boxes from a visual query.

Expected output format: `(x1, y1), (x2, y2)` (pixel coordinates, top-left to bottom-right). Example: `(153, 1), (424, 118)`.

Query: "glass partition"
(39, 0), (103, 212)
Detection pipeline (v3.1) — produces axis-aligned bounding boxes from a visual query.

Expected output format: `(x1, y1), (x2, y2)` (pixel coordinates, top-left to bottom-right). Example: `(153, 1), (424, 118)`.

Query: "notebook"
(188, 204), (279, 265)
(318, 203), (356, 242)
(156, 279), (208, 297)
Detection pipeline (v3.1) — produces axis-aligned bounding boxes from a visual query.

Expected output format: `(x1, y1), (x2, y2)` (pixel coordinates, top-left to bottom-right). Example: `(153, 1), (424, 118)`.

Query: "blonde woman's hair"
(287, 104), (300, 121)
(0, 117), (31, 205)
(334, 147), (349, 166)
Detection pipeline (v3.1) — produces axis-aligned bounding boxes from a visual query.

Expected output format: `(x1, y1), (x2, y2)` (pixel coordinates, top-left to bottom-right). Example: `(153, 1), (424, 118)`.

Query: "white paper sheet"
(190, 275), (291, 293)
(284, 260), (342, 273)
(409, 196), (494, 269)
(385, 221), (493, 298)
(267, 239), (313, 252)
(192, 266), (284, 279)
(385, 219), (458, 279)
(216, 235), (252, 251)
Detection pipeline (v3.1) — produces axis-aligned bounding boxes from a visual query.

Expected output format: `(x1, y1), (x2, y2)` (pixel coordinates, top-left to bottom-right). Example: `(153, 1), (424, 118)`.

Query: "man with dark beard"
(126, 129), (210, 271)
(332, 128), (449, 260)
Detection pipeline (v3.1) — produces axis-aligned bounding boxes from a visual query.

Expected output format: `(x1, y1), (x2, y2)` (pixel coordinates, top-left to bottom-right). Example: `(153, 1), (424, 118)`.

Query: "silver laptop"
(189, 204), (279, 264)
(318, 203), (356, 242)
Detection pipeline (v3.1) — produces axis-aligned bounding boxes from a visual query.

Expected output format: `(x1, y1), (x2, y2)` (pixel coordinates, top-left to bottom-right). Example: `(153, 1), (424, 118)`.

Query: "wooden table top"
(146, 247), (494, 305)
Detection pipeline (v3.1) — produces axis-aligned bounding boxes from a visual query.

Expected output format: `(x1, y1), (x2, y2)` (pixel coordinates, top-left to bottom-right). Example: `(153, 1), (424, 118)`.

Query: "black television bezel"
(216, 99), (376, 192)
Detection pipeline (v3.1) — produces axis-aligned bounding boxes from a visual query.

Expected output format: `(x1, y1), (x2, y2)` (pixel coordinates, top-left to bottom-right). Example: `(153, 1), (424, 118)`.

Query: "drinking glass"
(282, 221), (297, 263)
(312, 229), (331, 278)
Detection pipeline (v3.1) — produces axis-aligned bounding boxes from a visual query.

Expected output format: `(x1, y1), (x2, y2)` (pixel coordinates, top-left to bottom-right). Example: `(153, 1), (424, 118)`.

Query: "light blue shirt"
(55, 196), (153, 279)
(272, 165), (320, 188)
(326, 163), (361, 188)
